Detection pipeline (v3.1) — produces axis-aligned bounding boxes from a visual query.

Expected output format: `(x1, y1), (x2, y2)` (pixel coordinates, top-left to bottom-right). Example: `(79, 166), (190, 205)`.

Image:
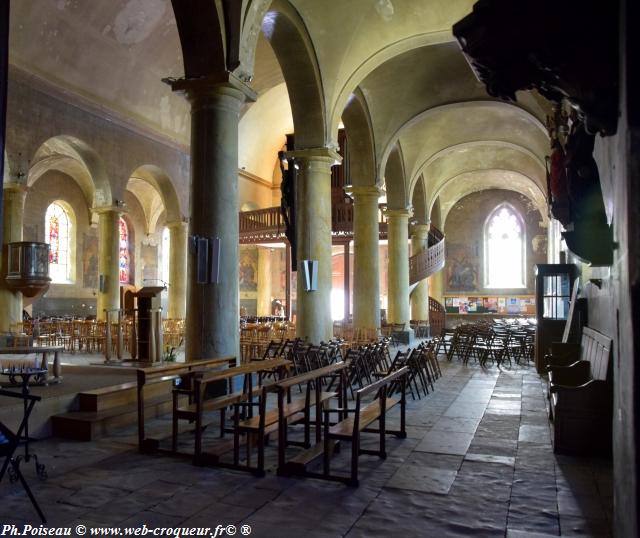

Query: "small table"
(0, 346), (64, 384)
(0, 368), (48, 480)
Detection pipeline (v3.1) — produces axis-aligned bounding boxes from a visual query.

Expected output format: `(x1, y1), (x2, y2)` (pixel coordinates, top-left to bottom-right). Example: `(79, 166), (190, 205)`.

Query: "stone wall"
(443, 189), (547, 296)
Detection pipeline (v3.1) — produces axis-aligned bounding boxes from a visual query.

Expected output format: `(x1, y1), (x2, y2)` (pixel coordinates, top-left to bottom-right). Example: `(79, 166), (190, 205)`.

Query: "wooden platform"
(52, 377), (175, 441)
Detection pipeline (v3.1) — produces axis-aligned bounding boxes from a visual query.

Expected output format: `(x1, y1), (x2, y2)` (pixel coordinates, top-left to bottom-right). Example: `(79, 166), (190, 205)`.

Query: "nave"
(0, 351), (612, 537)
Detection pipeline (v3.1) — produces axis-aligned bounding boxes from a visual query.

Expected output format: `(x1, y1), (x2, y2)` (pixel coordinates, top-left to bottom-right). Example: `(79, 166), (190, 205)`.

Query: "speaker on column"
(301, 259), (318, 291)
(193, 236), (221, 285)
(210, 237), (221, 284)
(195, 237), (209, 284)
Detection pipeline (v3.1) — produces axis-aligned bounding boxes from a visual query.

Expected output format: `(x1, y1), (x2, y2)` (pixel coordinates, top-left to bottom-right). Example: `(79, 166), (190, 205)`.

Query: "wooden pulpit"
(133, 286), (165, 363)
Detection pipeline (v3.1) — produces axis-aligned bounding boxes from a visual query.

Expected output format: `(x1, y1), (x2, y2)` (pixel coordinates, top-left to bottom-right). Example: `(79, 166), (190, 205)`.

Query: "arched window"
(485, 204), (526, 288)
(119, 217), (130, 284)
(45, 202), (72, 283)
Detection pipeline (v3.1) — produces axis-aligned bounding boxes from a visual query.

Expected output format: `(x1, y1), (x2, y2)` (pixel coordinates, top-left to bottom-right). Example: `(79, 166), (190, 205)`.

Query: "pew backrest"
(581, 327), (612, 381)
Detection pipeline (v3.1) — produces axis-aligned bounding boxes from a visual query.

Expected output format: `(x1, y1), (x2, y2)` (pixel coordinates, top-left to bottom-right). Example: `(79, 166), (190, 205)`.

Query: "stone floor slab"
(414, 431), (474, 456)
(385, 462), (458, 494)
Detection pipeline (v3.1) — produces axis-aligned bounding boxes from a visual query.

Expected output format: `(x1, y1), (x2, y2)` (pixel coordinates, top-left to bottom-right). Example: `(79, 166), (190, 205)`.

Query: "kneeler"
(0, 389), (46, 523)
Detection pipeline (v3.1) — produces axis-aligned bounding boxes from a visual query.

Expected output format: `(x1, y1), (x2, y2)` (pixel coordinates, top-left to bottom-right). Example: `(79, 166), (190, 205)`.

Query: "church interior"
(0, 0), (637, 536)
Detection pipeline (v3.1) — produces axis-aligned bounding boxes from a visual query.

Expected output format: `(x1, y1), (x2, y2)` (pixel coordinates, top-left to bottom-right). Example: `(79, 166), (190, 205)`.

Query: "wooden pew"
(183, 358), (291, 467)
(547, 327), (613, 456)
(136, 356), (236, 452)
(274, 362), (348, 477)
(231, 362), (345, 476)
(323, 366), (408, 487)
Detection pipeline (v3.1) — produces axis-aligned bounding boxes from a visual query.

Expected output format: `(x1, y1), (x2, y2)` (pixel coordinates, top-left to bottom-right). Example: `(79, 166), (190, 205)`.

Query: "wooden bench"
(547, 327), (613, 456)
(232, 362), (346, 476)
(136, 356), (237, 452)
(322, 366), (408, 487)
(274, 362), (348, 477)
(179, 358), (291, 466)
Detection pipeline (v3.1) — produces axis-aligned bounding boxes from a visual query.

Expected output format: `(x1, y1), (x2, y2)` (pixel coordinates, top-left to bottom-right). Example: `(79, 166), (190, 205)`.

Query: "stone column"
(95, 207), (121, 321)
(0, 182), (27, 332)
(257, 247), (272, 317)
(428, 270), (445, 305)
(288, 148), (341, 344)
(349, 185), (382, 331)
(172, 75), (255, 362)
(410, 224), (430, 321)
(386, 208), (411, 330)
(166, 220), (188, 319)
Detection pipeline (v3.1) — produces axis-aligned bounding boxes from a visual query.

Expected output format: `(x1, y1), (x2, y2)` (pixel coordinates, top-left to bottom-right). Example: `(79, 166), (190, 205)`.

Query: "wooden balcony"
(239, 203), (388, 244)
(409, 226), (446, 285)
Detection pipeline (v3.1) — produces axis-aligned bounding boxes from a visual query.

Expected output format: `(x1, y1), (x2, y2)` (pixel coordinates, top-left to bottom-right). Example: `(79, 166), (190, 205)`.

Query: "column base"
(392, 328), (415, 345)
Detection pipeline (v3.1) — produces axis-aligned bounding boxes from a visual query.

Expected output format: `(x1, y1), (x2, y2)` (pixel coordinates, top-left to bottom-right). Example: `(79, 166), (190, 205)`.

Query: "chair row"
(433, 322), (535, 367)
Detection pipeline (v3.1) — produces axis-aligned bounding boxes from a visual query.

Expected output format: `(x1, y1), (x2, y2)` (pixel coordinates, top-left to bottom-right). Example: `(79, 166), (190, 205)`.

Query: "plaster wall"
(23, 171), (160, 316)
(5, 67), (190, 213)
(238, 171), (274, 209)
(443, 189), (546, 296)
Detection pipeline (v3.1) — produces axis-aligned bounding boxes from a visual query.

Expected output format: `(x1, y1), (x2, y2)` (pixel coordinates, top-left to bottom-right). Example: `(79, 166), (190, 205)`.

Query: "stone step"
(77, 376), (176, 412)
(51, 395), (173, 441)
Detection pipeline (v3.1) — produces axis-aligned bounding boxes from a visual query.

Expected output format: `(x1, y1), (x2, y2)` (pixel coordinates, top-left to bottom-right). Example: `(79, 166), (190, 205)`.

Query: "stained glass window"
(119, 217), (130, 284)
(485, 204), (526, 288)
(45, 202), (71, 283)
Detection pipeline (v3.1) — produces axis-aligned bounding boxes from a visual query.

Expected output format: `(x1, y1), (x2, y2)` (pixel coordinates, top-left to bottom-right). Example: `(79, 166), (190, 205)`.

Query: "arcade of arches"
(0, 1), (638, 535)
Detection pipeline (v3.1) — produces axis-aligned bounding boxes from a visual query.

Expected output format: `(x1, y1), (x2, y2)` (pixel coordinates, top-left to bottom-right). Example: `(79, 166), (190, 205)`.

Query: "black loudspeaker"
(210, 237), (221, 284)
(196, 237), (209, 284)
(193, 236), (221, 285)
(99, 274), (106, 292)
(301, 259), (318, 291)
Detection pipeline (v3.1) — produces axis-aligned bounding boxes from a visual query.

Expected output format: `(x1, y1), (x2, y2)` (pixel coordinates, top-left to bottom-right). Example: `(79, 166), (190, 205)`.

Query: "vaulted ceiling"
(8, 0), (550, 219)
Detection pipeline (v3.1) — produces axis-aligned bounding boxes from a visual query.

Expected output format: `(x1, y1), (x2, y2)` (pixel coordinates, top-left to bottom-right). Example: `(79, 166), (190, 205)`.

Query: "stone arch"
(409, 140), (546, 201)
(384, 143), (408, 210)
(171, 0), (227, 77)
(379, 100), (548, 183)
(432, 170), (548, 228)
(126, 165), (183, 235)
(410, 176), (428, 224)
(238, 0), (276, 80)
(342, 88), (377, 187)
(262, 0), (326, 149)
(430, 197), (442, 229)
(28, 135), (113, 217)
(329, 31), (454, 145)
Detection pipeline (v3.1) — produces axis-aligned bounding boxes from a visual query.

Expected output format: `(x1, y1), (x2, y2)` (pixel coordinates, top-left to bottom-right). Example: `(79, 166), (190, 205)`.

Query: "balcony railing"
(239, 203), (388, 243)
(409, 226), (446, 285)
(239, 207), (285, 243)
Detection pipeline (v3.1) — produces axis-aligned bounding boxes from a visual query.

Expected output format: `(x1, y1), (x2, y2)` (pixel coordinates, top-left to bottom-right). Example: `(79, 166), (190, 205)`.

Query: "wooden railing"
(409, 225), (446, 285)
(429, 296), (446, 337)
(239, 207), (286, 243)
(239, 203), (388, 243)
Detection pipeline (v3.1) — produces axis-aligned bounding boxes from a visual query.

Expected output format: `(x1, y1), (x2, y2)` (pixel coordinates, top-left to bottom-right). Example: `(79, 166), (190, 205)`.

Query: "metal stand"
(0, 384), (47, 523)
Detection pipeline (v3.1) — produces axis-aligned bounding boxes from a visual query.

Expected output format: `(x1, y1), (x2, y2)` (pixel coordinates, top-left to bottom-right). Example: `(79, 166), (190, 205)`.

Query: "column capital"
(2, 181), (29, 194)
(411, 223), (430, 239)
(92, 205), (126, 217)
(165, 219), (189, 231)
(345, 185), (384, 200)
(384, 207), (411, 219)
(286, 147), (342, 166)
(169, 71), (257, 103)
